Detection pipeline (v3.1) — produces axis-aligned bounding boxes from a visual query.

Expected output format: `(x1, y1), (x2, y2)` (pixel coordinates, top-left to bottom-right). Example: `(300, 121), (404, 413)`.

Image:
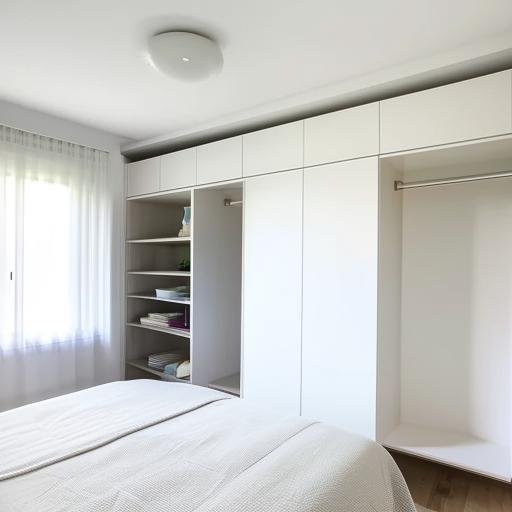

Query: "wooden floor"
(390, 451), (512, 511)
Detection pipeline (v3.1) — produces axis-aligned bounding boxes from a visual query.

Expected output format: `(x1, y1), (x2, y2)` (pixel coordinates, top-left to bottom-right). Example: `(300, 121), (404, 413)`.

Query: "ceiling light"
(148, 31), (223, 81)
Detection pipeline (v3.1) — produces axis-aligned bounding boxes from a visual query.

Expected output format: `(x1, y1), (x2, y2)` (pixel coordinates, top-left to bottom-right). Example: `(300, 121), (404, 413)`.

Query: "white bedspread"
(0, 380), (415, 512)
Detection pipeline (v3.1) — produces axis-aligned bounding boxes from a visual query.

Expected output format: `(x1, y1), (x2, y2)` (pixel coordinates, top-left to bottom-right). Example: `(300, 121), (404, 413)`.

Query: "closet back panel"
(192, 187), (242, 387)
(401, 179), (512, 445)
(126, 244), (189, 272)
(125, 327), (189, 363)
(126, 202), (187, 240)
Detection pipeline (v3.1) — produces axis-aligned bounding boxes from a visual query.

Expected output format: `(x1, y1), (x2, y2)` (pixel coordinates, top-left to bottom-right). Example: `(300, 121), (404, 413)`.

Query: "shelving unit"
(125, 188), (193, 382)
(124, 183), (243, 391)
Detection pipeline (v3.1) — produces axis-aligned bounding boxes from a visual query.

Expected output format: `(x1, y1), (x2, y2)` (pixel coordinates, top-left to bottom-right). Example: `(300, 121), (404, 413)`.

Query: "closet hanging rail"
(224, 199), (243, 207)
(394, 169), (512, 191)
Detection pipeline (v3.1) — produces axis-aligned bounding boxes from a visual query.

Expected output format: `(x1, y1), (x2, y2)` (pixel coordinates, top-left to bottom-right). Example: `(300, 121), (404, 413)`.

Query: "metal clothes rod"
(224, 199), (243, 207)
(394, 169), (512, 191)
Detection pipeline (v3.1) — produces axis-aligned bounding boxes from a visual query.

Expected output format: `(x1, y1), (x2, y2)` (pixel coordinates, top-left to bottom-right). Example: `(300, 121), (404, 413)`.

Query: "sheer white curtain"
(0, 125), (113, 410)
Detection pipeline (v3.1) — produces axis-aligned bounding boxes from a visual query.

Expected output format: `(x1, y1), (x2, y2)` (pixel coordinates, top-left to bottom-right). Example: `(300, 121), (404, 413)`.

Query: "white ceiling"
(1, 0), (512, 146)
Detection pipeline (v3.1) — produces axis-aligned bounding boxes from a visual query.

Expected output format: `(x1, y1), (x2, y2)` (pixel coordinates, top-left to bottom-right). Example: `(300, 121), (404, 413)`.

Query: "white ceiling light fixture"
(148, 31), (223, 81)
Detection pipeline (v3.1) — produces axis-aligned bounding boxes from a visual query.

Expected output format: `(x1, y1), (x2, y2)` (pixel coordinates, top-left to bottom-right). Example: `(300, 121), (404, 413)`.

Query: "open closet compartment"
(377, 136), (512, 481)
(125, 189), (192, 382)
(191, 182), (243, 395)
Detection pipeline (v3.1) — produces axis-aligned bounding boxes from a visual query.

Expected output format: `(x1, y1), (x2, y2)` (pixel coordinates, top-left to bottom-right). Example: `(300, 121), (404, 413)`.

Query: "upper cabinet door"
(196, 136), (243, 185)
(243, 121), (303, 177)
(243, 170), (303, 415)
(160, 148), (196, 191)
(302, 157), (379, 439)
(304, 103), (379, 167)
(380, 71), (512, 153)
(126, 156), (160, 197)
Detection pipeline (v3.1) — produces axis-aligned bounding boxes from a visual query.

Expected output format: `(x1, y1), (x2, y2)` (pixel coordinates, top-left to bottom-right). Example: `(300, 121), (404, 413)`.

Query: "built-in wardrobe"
(124, 69), (512, 481)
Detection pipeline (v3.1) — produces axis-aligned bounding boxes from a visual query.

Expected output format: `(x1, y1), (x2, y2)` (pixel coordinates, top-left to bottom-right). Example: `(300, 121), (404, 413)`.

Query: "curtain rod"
(0, 122), (110, 155)
(394, 169), (512, 191)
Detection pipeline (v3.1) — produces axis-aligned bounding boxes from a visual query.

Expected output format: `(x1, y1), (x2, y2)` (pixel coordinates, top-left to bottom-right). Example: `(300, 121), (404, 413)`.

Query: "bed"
(0, 380), (415, 511)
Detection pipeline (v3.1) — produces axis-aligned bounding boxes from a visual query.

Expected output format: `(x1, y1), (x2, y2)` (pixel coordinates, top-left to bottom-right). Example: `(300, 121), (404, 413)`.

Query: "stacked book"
(147, 352), (185, 371)
(139, 311), (189, 330)
(146, 352), (191, 381)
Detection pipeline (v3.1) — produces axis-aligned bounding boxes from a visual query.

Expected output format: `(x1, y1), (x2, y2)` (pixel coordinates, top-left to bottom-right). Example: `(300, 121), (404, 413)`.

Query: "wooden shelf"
(127, 322), (191, 338)
(383, 423), (510, 482)
(208, 373), (240, 396)
(127, 293), (190, 305)
(127, 237), (190, 244)
(127, 270), (191, 277)
(126, 359), (190, 383)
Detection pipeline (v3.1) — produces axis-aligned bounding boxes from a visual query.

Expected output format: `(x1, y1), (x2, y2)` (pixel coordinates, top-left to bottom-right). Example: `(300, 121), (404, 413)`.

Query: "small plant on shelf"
(178, 258), (190, 271)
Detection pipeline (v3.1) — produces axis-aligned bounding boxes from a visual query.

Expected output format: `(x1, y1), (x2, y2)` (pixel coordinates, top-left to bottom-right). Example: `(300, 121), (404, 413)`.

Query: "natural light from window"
(4, 178), (74, 346)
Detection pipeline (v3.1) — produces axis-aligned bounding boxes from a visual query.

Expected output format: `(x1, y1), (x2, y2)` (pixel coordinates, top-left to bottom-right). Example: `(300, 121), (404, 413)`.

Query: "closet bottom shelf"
(208, 373), (240, 396)
(126, 359), (190, 383)
(382, 423), (510, 481)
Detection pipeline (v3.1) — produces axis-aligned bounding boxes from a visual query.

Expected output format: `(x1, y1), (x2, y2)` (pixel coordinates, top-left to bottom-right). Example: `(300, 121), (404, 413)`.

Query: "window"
(0, 126), (110, 351)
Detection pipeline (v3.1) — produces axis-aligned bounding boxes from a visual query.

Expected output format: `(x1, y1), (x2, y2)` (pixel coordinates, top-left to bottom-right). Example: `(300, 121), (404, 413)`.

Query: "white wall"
(400, 178), (512, 446)
(0, 99), (131, 409)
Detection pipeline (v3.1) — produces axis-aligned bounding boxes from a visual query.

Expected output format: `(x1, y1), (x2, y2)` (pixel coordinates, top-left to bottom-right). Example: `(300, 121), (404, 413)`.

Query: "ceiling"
(1, 0), (512, 148)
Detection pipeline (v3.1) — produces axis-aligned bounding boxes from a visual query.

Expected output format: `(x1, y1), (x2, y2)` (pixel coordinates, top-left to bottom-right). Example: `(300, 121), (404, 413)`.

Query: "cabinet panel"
(242, 170), (303, 414)
(197, 137), (242, 185)
(302, 157), (379, 439)
(126, 157), (160, 197)
(380, 71), (512, 153)
(304, 103), (379, 167)
(160, 148), (196, 191)
(243, 121), (303, 177)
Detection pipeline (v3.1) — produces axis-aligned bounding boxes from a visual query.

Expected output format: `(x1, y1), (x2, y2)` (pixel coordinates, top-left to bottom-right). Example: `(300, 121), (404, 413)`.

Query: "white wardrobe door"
(302, 157), (378, 439)
(380, 71), (512, 153)
(242, 169), (303, 414)
(196, 137), (242, 185)
(243, 121), (303, 177)
(160, 148), (196, 190)
(126, 157), (160, 197)
(304, 103), (379, 167)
